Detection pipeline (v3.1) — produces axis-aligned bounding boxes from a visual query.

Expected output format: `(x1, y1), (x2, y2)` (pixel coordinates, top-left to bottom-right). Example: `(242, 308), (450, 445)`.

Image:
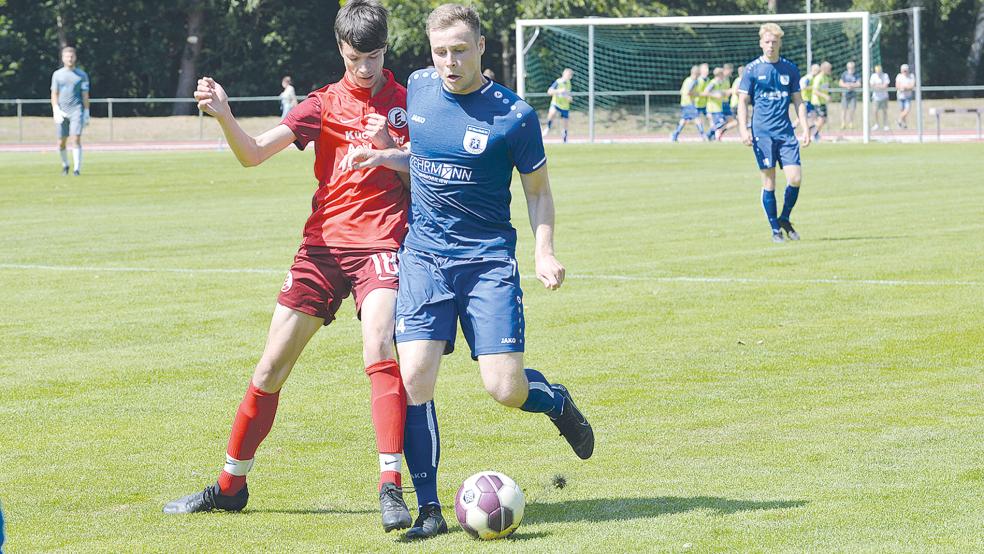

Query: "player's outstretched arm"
(195, 77), (294, 167)
(520, 165), (565, 291)
(737, 93), (752, 146)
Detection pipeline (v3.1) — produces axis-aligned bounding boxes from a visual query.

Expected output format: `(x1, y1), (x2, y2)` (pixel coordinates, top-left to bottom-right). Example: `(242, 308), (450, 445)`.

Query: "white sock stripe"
(425, 401), (438, 468)
(529, 381), (554, 398)
(223, 455), (254, 476)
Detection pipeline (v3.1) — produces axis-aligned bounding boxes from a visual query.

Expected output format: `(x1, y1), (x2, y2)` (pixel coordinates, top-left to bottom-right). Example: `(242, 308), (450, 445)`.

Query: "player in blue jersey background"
(339, 3), (595, 541)
(737, 23), (811, 243)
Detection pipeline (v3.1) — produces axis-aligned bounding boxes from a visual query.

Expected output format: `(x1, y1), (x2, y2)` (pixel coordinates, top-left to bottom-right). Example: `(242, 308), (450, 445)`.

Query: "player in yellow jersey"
(542, 68), (574, 143)
(704, 67), (728, 140)
(671, 65), (705, 141)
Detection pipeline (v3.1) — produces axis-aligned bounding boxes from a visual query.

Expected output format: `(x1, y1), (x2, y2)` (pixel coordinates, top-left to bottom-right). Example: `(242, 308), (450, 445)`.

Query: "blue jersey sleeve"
(80, 70), (90, 92)
(507, 109), (547, 174)
(50, 71), (58, 92)
(788, 65), (801, 95)
(737, 66), (754, 95)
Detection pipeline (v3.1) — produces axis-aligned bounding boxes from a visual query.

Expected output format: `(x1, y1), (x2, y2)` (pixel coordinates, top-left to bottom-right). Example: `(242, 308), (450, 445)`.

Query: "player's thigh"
(254, 303), (324, 392)
(778, 138), (802, 182)
(477, 352), (527, 408)
(359, 287), (397, 364)
(395, 248), (458, 349)
(396, 339), (446, 404)
(455, 258), (525, 360)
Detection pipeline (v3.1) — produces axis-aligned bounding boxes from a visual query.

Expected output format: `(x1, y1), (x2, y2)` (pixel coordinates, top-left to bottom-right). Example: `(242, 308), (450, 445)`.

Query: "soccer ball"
(454, 471), (525, 540)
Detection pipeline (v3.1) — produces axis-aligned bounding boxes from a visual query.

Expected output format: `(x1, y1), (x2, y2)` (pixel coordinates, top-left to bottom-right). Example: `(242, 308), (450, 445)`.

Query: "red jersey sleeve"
(282, 93), (322, 150)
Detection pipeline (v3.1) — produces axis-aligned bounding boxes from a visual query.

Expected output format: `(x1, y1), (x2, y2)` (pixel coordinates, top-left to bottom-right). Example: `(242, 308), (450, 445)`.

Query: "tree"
(967, 0), (984, 84)
(173, 1), (206, 115)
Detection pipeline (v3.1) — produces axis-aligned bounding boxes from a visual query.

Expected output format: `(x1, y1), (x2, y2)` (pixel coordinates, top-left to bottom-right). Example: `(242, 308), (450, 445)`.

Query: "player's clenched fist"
(364, 113), (395, 149)
(194, 77), (230, 119)
(535, 254), (565, 290)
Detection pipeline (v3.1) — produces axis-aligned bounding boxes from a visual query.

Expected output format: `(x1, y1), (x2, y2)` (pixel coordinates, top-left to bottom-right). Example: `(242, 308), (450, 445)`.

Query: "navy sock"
(562, 129), (568, 143)
(780, 184), (800, 221)
(520, 368), (564, 418)
(672, 122), (684, 139)
(762, 189), (780, 232)
(404, 401), (440, 508)
(696, 122), (705, 135)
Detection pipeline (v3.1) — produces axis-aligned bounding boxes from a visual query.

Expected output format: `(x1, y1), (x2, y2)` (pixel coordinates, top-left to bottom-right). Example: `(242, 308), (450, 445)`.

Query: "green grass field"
(1, 143), (982, 552)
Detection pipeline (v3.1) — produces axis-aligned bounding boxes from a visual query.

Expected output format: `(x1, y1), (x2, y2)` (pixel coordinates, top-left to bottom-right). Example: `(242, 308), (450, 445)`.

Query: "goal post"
(517, 12), (874, 143)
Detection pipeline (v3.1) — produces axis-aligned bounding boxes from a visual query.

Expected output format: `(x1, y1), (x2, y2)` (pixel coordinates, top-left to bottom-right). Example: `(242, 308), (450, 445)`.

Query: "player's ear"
(478, 35), (485, 56)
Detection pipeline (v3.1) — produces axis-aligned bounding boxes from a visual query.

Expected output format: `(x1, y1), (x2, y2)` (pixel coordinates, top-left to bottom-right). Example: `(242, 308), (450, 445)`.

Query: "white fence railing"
(2, 88), (983, 143)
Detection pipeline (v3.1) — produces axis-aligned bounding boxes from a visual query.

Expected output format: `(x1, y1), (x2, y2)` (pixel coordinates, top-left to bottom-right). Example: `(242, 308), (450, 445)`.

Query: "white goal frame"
(516, 12), (874, 143)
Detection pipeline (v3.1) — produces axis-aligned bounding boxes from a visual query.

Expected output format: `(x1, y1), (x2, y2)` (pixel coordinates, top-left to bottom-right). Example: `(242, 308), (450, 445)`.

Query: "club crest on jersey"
(779, 74), (790, 86)
(388, 107), (408, 128)
(463, 125), (490, 154)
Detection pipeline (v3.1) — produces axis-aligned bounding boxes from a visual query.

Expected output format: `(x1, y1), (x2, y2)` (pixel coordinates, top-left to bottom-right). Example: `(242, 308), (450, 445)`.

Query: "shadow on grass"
(247, 508), (377, 515)
(815, 236), (906, 241)
(526, 496), (807, 524)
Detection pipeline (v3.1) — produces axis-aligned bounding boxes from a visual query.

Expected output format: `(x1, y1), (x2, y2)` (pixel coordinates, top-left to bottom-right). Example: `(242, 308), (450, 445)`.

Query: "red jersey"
(282, 69), (410, 249)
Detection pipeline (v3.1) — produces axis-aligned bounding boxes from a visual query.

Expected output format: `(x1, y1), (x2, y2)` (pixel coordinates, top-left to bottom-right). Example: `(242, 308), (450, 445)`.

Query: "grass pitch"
(1, 142), (982, 552)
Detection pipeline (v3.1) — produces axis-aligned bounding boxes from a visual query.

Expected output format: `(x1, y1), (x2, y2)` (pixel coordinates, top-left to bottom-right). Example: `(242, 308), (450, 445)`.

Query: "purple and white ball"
(454, 471), (525, 540)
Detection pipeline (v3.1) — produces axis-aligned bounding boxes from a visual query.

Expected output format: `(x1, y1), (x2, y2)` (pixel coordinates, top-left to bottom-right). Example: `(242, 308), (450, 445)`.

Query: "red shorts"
(277, 245), (399, 325)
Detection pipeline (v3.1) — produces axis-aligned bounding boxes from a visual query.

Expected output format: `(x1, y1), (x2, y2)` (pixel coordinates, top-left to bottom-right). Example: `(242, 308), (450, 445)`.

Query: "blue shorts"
(804, 101), (816, 115)
(709, 112), (726, 130)
(697, 106), (707, 116)
(550, 105), (570, 119)
(751, 134), (801, 170)
(722, 103), (733, 117)
(899, 98), (912, 110)
(680, 105), (698, 121)
(395, 247), (525, 359)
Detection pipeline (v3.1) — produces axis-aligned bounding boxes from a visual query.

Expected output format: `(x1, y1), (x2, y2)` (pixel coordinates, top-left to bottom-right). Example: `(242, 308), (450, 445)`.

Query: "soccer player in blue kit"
(737, 23), (811, 242)
(339, 3), (595, 540)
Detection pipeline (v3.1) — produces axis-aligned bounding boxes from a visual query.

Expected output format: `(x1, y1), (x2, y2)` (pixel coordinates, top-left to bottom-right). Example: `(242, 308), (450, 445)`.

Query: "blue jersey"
(405, 69), (546, 258)
(737, 56), (801, 137)
(50, 67), (90, 113)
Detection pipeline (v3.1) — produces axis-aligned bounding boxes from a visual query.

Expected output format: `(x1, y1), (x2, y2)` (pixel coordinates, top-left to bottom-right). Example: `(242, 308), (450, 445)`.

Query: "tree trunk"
(55, 2), (70, 49)
(500, 28), (514, 90)
(173, 3), (205, 116)
(768, 0), (778, 13)
(967, 1), (984, 85)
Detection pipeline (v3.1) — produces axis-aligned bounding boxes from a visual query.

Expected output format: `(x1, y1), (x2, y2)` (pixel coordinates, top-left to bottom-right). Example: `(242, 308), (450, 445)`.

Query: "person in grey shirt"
(50, 46), (90, 175)
(838, 61), (861, 130)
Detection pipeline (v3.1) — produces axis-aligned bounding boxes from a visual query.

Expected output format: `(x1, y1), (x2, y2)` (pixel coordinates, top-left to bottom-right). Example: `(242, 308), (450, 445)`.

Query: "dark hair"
(426, 4), (480, 37)
(335, 0), (388, 52)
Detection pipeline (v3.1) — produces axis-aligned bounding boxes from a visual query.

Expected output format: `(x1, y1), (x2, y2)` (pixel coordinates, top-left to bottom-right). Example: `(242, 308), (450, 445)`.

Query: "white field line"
(0, 263), (980, 287)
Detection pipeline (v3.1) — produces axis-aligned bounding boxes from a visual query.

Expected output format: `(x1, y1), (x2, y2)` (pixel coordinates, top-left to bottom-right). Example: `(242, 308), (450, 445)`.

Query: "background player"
(737, 23), (810, 243)
(279, 75), (297, 118)
(162, 0), (415, 533)
(703, 67), (727, 140)
(340, 3), (594, 540)
(50, 46), (89, 176)
(671, 65), (705, 141)
(810, 61), (832, 141)
(542, 67), (574, 143)
(695, 62), (711, 133)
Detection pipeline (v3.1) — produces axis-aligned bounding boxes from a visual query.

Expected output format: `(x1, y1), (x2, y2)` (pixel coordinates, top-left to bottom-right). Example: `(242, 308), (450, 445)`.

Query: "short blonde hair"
(759, 23), (784, 38)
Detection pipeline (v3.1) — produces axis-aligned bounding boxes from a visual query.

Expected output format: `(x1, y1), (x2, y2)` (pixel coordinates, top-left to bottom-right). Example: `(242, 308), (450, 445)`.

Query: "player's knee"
(483, 377), (526, 408)
(361, 333), (394, 366)
(251, 360), (289, 392)
(401, 367), (435, 400)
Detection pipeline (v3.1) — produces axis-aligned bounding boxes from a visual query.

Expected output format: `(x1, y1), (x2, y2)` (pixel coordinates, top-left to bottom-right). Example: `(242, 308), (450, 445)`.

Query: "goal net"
(517, 13), (879, 143)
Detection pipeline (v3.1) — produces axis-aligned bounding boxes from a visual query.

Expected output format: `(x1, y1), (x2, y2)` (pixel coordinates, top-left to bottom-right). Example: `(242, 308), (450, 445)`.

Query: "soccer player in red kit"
(163, 0), (414, 532)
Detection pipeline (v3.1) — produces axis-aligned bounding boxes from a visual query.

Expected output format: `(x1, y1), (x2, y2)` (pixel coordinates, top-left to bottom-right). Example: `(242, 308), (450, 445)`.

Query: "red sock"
(366, 359), (406, 489)
(217, 382), (280, 495)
